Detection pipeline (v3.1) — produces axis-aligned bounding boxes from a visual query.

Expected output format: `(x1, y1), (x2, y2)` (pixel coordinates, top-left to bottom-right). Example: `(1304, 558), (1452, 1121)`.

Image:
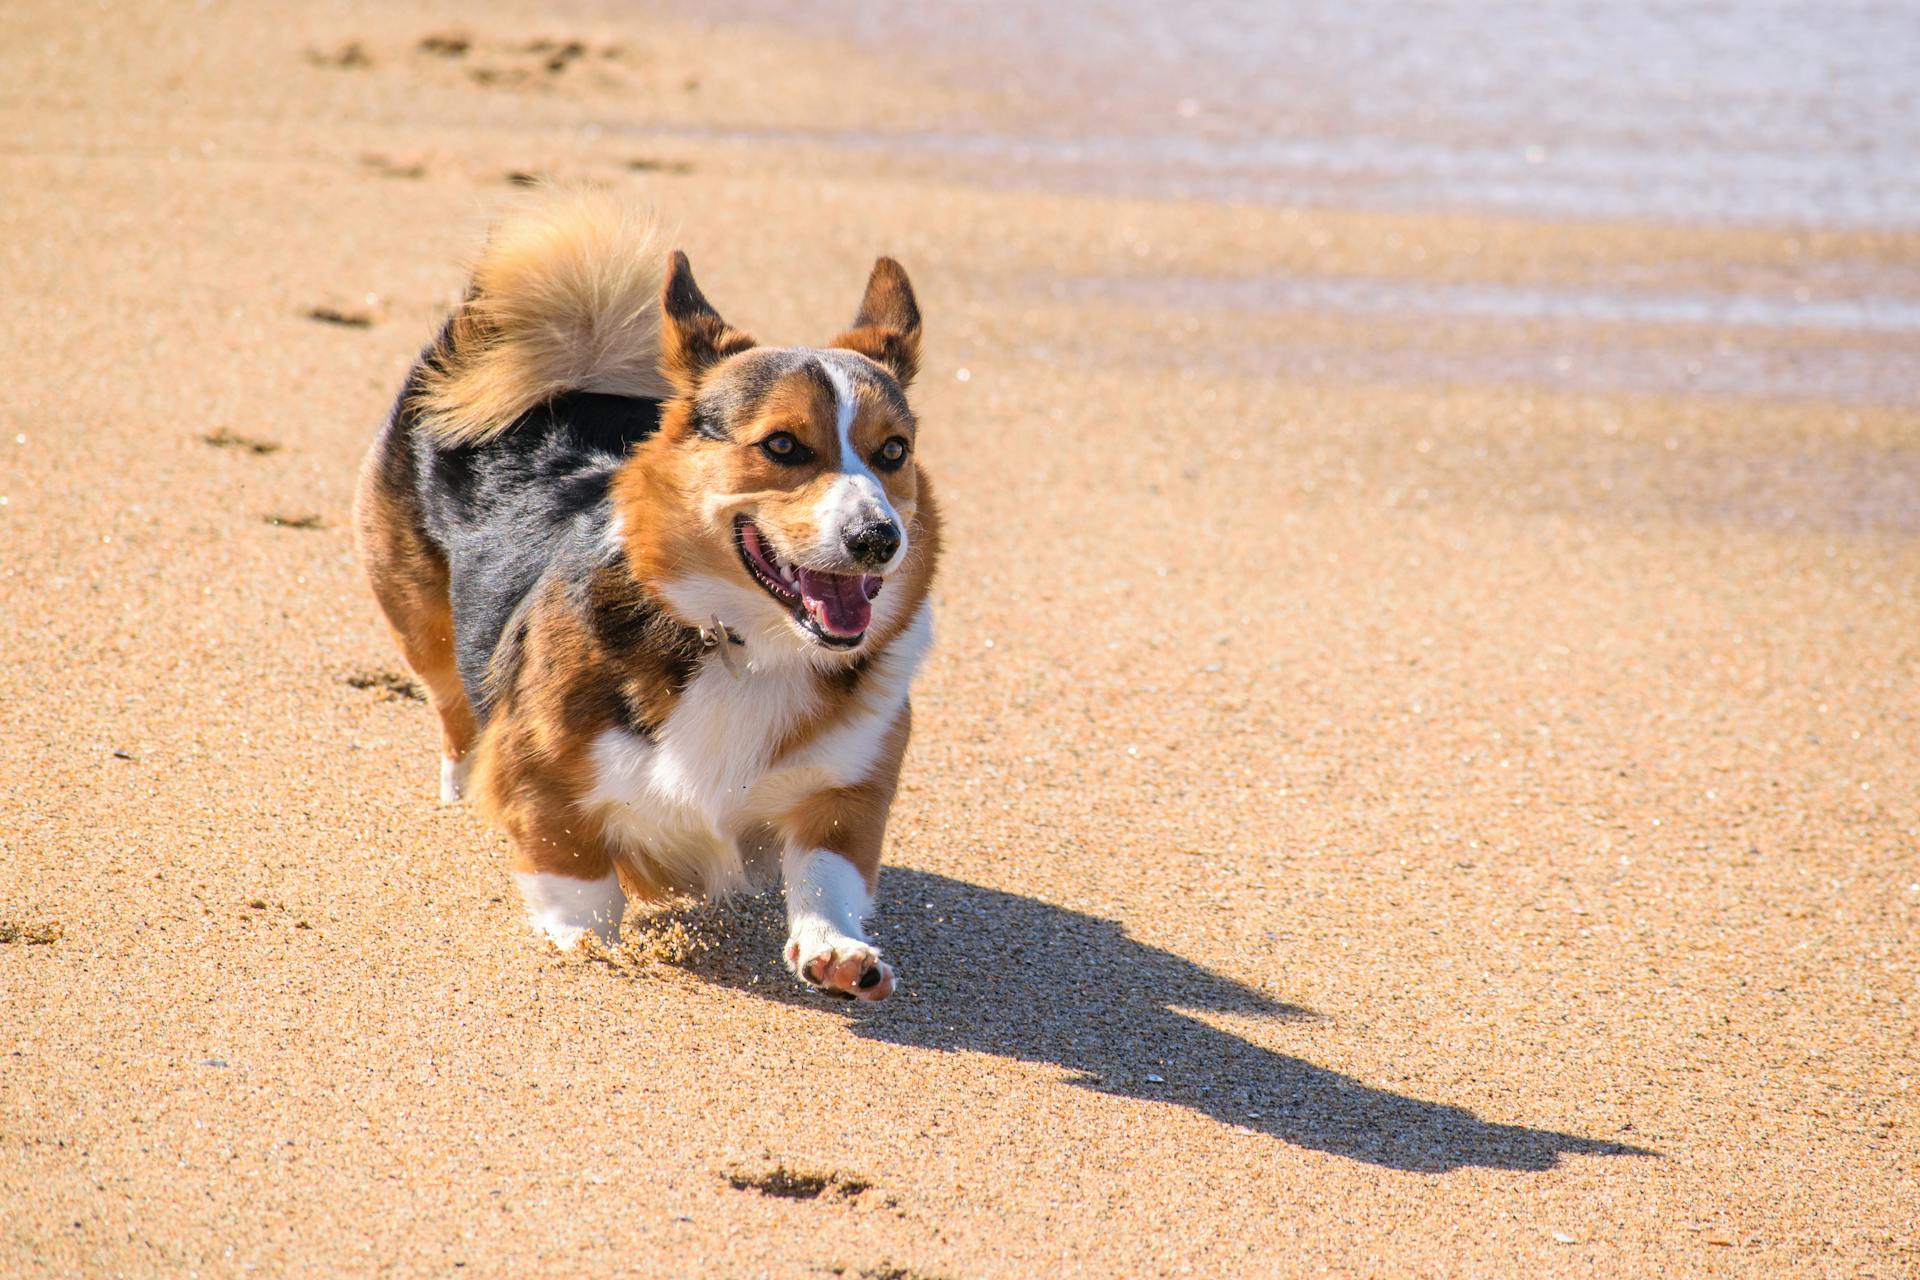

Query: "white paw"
(535, 920), (616, 950)
(514, 871), (625, 950)
(785, 925), (895, 1001)
(439, 754), (471, 806)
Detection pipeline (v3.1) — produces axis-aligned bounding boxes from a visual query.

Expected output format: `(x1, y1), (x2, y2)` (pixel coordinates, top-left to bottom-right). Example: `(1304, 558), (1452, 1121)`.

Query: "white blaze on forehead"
(814, 357), (906, 569)
(821, 356), (860, 452)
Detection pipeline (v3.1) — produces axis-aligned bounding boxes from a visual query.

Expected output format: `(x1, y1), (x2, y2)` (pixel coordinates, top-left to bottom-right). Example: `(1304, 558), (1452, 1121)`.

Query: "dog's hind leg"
(383, 602), (478, 805)
(354, 449), (479, 803)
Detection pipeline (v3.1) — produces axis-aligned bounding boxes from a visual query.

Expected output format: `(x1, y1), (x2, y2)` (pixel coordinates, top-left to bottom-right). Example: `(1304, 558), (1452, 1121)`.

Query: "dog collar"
(699, 614), (746, 676)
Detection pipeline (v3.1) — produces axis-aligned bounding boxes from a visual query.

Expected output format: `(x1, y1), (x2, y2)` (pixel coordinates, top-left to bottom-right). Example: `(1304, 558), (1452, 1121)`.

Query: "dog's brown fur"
(355, 190), (939, 996)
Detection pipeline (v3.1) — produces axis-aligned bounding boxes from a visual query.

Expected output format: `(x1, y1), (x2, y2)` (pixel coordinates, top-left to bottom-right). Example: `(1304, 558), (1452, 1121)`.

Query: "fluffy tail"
(410, 188), (673, 446)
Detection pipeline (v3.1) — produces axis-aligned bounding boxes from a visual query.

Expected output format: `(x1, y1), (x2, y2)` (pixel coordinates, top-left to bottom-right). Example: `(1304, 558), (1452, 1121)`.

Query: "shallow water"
(695, 0), (1920, 229)
(1068, 272), (1920, 335)
(658, 1), (1920, 404)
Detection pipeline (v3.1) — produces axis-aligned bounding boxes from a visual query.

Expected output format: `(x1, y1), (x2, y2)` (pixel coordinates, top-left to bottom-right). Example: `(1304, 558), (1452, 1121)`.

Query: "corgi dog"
(354, 191), (938, 1000)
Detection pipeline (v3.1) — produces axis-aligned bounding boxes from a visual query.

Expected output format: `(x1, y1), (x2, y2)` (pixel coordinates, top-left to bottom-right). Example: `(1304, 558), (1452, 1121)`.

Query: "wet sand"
(2, 1), (1916, 1276)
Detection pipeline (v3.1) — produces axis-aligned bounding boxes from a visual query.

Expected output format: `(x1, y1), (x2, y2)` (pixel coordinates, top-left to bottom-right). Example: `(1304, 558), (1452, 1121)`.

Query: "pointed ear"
(830, 256), (921, 388)
(658, 251), (756, 393)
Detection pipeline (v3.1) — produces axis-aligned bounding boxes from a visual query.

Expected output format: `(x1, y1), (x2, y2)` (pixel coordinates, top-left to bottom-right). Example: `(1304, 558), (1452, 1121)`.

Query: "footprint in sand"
(306, 304), (377, 328)
(360, 153), (427, 180)
(202, 428), (281, 455)
(305, 42), (371, 70)
(439, 34), (627, 90)
(627, 158), (696, 176)
(417, 32), (471, 58)
(344, 667), (426, 703)
(724, 1165), (873, 1202)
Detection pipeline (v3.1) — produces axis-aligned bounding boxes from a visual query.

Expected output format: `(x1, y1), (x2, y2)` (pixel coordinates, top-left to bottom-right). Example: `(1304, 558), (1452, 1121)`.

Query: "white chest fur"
(584, 601), (931, 894)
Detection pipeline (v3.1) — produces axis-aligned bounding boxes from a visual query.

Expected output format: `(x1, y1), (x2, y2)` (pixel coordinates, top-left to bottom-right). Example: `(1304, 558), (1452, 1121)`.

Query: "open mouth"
(734, 518), (882, 647)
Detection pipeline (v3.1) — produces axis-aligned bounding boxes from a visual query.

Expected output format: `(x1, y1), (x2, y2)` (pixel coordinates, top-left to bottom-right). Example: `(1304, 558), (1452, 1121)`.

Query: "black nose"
(844, 519), (902, 565)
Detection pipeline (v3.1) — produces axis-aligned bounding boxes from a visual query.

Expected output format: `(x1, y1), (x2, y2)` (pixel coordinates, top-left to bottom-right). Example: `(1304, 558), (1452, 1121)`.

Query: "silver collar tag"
(700, 614), (746, 677)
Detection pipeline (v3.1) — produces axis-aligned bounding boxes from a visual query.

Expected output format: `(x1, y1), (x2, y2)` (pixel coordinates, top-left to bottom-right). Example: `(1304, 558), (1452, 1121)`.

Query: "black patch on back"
(407, 388), (680, 721)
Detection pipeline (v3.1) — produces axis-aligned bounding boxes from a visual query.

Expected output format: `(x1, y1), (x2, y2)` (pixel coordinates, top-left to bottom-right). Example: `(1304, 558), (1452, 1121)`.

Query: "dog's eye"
(760, 432), (812, 465)
(873, 436), (910, 471)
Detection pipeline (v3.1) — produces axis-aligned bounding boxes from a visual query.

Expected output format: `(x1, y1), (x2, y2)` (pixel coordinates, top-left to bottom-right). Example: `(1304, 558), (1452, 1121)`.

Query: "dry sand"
(2, 2), (1916, 1276)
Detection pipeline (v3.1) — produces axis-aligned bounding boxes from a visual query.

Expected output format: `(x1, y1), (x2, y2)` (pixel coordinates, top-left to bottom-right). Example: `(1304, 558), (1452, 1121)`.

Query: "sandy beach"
(2, 1), (1916, 1275)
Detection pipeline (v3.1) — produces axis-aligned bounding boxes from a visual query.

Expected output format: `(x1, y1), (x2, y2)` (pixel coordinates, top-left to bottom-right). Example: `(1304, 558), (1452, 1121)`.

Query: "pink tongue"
(795, 568), (875, 637)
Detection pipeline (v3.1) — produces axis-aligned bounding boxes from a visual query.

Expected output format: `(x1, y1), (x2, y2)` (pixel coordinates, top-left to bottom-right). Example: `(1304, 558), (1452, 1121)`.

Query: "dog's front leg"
(782, 844), (894, 1000)
(779, 708), (909, 1000)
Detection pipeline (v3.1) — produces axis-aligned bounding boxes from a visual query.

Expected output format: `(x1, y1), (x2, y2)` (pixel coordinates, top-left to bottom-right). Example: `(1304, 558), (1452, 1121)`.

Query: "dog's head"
(622, 252), (929, 655)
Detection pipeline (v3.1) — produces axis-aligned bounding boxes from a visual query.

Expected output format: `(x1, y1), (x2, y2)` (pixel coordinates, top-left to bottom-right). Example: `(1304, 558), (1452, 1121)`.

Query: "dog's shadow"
(620, 868), (1652, 1173)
